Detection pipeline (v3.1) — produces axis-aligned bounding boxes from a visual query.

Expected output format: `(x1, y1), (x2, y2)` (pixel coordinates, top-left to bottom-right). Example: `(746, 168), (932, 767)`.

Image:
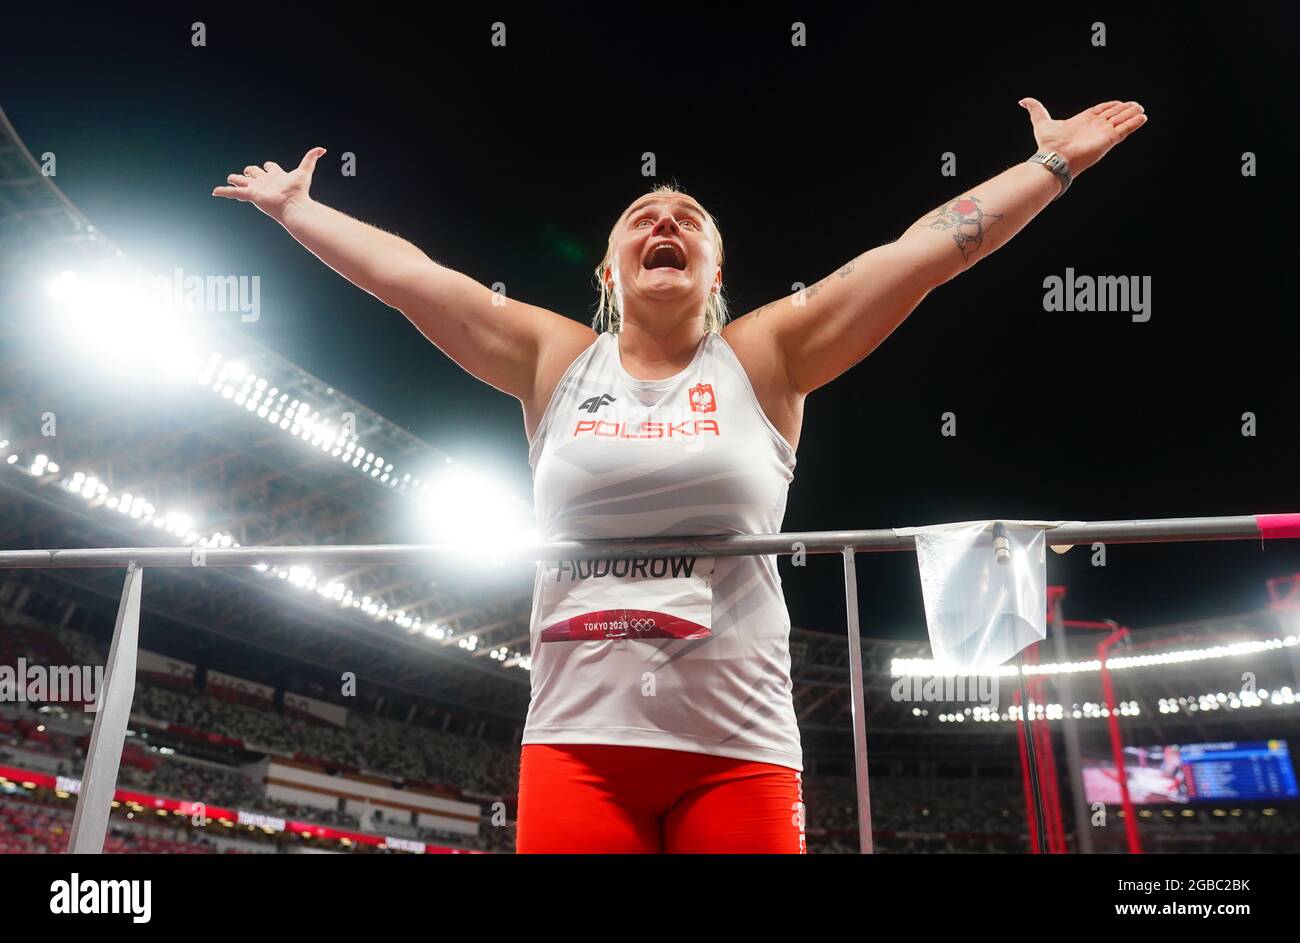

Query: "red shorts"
(516, 743), (806, 854)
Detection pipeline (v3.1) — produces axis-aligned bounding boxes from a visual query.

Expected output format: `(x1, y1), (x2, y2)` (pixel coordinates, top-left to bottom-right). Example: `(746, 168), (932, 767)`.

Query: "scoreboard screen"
(1082, 740), (1298, 805)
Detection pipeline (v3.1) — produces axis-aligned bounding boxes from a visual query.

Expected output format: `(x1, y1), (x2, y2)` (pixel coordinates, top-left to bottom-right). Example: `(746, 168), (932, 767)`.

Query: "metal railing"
(1, 513), (1295, 854)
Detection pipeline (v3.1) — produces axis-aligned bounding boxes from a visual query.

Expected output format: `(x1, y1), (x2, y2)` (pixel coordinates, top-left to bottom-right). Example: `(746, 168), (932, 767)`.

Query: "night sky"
(3, 2), (1297, 642)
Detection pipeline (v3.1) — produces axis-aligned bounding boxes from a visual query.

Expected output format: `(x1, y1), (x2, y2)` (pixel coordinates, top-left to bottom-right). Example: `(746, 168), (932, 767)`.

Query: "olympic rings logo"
(584, 616), (660, 636)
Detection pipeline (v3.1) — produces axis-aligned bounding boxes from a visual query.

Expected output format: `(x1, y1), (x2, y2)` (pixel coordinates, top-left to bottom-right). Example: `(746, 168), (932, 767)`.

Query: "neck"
(616, 311), (708, 380)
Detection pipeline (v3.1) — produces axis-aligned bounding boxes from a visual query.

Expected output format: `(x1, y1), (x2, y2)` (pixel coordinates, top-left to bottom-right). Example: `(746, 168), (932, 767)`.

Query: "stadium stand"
(3, 611), (1297, 854)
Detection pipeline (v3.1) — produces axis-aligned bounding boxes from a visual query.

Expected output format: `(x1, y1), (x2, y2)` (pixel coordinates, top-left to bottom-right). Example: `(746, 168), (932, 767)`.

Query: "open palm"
(212, 147), (326, 221)
(1019, 99), (1147, 176)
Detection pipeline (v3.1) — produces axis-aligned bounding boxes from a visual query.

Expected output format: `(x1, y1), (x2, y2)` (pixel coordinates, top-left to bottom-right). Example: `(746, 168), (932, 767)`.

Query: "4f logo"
(688, 383), (716, 413)
(579, 393), (616, 414)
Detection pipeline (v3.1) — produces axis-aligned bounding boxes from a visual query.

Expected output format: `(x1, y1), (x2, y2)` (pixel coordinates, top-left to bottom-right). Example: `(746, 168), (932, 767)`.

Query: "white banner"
(137, 649), (195, 685)
(283, 692), (348, 728)
(206, 670), (274, 705)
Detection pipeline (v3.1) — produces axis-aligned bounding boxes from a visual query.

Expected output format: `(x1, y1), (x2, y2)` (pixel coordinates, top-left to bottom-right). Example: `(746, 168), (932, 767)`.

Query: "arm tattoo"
(751, 258), (859, 317)
(922, 196), (1003, 262)
(805, 258), (858, 300)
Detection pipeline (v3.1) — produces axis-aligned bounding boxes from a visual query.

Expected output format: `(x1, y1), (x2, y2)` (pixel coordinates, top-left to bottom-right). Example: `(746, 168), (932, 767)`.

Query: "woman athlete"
(213, 97), (1147, 853)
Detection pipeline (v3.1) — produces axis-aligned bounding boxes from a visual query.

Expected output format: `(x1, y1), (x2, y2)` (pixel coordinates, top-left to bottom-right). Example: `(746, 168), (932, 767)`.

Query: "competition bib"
(538, 555), (714, 642)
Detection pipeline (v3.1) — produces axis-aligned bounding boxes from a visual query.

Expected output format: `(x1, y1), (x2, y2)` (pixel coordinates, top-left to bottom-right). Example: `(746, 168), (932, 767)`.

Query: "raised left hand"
(1019, 98), (1147, 177)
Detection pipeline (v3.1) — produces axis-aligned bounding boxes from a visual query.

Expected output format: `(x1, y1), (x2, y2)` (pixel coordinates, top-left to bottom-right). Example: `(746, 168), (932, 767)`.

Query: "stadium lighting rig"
(937, 700), (1143, 723)
(24, 269), (540, 667)
(40, 269), (537, 525)
(43, 269), (204, 378)
(892, 631), (1300, 680)
(1159, 688), (1298, 714)
(4, 448), (538, 670)
(932, 685), (1298, 725)
(905, 643), (1299, 726)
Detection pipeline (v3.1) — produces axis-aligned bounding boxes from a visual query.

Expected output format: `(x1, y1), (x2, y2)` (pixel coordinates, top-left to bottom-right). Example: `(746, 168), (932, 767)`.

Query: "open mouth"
(642, 241), (687, 271)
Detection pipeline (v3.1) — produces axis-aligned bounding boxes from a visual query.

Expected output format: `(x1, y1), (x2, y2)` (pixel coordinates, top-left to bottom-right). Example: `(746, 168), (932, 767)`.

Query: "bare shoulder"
(721, 309), (779, 367)
(523, 318), (599, 440)
(721, 311), (805, 451)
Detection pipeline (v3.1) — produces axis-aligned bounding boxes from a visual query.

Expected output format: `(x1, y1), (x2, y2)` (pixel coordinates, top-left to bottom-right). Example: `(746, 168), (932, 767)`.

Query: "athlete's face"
(606, 195), (721, 322)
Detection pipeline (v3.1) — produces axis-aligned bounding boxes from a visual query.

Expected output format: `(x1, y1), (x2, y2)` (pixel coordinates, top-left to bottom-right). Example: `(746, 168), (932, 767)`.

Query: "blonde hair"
(592, 182), (729, 334)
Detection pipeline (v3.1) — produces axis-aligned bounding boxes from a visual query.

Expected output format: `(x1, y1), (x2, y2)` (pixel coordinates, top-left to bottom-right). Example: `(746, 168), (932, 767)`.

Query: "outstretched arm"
(212, 148), (592, 404)
(727, 98), (1148, 395)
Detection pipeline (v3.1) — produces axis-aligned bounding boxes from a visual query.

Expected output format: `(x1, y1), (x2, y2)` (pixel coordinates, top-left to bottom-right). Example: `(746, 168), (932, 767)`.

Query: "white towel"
(892, 520), (1077, 670)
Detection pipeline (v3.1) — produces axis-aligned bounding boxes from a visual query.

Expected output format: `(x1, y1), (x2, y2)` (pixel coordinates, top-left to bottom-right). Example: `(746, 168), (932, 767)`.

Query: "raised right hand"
(211, 147), (327, 222)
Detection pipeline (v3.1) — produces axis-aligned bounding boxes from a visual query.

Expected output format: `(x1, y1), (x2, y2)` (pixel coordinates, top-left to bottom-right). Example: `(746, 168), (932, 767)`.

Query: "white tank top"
(522, 330), (803, 771)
